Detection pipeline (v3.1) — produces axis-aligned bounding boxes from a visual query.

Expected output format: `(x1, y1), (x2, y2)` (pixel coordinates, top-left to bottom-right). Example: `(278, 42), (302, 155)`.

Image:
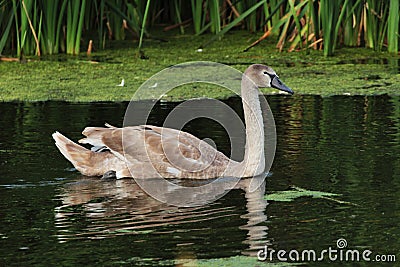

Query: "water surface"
(0, 96), (399, 266)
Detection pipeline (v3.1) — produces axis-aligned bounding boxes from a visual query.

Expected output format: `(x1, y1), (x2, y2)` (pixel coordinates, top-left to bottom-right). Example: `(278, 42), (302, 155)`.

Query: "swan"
(53, 64), (293, 179)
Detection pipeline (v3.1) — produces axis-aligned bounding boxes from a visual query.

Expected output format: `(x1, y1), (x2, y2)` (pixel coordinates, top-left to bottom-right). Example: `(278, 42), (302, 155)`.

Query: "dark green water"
(0, 96), (399, 266)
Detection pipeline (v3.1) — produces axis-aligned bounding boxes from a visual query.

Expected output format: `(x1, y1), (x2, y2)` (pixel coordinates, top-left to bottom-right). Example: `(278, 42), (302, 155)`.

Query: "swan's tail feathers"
(52, 131), (109, 176)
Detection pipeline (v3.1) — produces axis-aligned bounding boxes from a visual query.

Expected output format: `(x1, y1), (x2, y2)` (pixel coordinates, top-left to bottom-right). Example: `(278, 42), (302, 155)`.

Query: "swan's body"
(53, 64), (293, 179)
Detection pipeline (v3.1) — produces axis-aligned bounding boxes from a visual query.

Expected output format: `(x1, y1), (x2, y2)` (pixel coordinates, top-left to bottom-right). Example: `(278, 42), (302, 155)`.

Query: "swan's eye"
(263, 71), (275, 80)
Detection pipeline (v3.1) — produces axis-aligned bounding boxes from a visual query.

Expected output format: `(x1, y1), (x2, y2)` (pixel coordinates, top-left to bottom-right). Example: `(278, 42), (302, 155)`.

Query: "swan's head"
(244, 64), (294, 95)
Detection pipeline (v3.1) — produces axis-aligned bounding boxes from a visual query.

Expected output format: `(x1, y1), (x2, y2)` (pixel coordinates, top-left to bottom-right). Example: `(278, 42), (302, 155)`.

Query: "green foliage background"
(0, 0), (399, 57)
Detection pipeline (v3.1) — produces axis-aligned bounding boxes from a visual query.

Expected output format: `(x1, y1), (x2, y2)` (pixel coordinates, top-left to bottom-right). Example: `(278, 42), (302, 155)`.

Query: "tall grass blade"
(320, 0), (342, 56)
(93, 0), (105, 48)
(288, 0), (304, 49)
(173, 0), (184, 34)
(342, 0), (363, 47)
(0, 9), (14, 55)
(201, 0), (266, 47)
(331, 0), (351, 52)
(191, 0), (202, 34)
(106, 0), (141, 34)
(66, 0), (86, 55)
(387, 0), (399, 53)
(75, 0), (86, 54)
(138, 0), (151, 51)
(260, 0), (286, 29)
(56, 0), (68, 53)
(21, 0), (40, 56)
(208, 0), (221, 34)
(12, 0), (21, 56)
(108, 0), (126, 40)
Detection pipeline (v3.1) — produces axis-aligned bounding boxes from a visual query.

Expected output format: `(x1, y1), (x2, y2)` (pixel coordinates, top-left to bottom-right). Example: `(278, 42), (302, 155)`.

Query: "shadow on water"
(0, 95), (399, 265)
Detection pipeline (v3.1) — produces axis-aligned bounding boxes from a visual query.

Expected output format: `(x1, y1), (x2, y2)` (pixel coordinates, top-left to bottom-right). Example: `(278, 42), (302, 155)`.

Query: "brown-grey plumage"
(53, 64), (293, 179)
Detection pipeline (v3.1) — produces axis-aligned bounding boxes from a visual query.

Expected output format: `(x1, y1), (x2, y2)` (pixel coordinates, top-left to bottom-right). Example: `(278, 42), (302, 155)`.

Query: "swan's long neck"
(240, 75), (265, 176)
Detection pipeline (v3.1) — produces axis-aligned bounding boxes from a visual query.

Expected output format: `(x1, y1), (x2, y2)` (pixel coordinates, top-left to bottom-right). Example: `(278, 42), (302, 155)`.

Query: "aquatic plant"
(0, 0), (398, 56)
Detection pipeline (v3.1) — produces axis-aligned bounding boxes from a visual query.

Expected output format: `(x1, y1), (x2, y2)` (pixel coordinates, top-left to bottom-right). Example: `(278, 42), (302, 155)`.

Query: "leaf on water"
(180, 255), (301, 267)
(265, 185), (346, 203)
(116, 255), (303, 266)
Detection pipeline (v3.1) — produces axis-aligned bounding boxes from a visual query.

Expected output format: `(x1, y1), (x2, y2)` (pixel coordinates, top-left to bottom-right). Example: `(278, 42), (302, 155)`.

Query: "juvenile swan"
(53, 64), (293, 179)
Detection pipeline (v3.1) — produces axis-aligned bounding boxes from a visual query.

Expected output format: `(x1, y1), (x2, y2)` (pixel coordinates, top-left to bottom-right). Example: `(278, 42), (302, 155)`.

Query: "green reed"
(0, 0), (398, 57)
(66, 0), (85, 55)
(41, 0), (66, 54)
(0, 2), (14, 55)
(138, 0), (151, 50)
(191, 0), (203, 34)
(12, 0), (39, 56)
(387, 0), (399, 53)
(261, 0), (399, 55)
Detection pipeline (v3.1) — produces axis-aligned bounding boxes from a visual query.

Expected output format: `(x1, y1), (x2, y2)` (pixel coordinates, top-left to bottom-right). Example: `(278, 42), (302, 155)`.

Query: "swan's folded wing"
(143, 126), (228, 174)
(79, 127), (126, 161)
(78, 125), (229, 177)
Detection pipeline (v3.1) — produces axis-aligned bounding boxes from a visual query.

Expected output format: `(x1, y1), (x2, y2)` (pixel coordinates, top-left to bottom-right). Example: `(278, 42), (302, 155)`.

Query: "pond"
(0, 95), (399, 266)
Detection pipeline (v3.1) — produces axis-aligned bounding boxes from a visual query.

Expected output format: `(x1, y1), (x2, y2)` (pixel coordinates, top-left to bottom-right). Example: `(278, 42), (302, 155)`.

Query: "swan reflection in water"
(55, 175), (270, 257)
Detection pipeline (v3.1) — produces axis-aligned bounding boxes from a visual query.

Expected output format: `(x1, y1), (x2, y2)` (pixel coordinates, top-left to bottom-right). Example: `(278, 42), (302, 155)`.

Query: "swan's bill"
(271, 76), (294, 95)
